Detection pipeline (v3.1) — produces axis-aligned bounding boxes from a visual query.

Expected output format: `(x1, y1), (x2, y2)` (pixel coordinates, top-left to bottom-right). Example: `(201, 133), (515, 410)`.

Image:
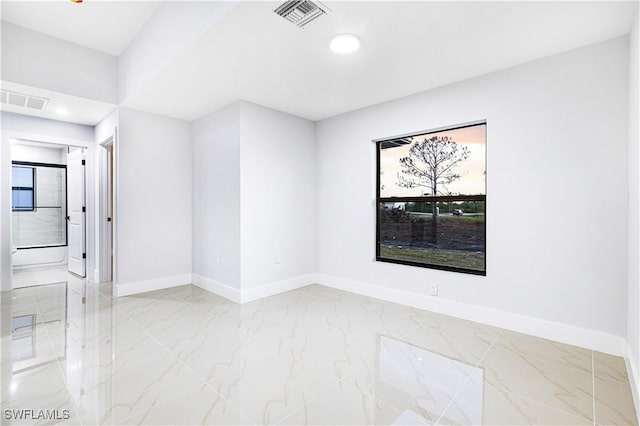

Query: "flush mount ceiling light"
(56, 107), (68, 115)
(330, 34), (360, 54)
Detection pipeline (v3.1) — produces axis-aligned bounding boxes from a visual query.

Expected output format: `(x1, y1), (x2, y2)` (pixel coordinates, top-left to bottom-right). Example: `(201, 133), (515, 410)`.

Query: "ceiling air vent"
(274, 0), (329, 28)
(1, 90), (49, 111)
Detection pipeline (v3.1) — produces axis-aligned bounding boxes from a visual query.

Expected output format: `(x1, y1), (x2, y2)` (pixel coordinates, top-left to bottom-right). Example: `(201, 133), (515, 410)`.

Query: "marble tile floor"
(12, 266), (82, 289)
(0, 280), (637, 425)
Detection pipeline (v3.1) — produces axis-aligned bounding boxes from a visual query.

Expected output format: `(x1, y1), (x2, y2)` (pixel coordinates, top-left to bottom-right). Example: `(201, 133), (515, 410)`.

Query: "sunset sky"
(380, 123), (486, 197)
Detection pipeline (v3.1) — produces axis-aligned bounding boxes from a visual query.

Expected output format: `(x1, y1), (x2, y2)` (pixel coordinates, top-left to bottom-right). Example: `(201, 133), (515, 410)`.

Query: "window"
(12, 162), (67, 248)
(12, 166), (35, 211)
(376, 122), (486, 275)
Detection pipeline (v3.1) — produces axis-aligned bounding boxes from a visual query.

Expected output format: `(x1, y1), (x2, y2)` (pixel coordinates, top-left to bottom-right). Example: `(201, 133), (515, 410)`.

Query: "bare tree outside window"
(397, 136), (471, 243)
(397, 136), (471, 197)
(376, 122), (486, 275)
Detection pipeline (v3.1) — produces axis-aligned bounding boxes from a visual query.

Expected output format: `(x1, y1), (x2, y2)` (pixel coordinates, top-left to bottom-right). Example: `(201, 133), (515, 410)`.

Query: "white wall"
(95, 109), (119, 146)
(191, 101), (316, 300)
(1, 112), (95, 290)
(115, 108), (192, 295)
(1, 22), (118, 104)
(12, 144), (66, 165)
(239, 102), (316, 291)
(1, 124), (10, 289)
(192, 103), (242, 291)
(1, 112), (94, 142)
(118, 1), (236, 104)
(316, 37), (629, 347)
(627, 7), (640, 420)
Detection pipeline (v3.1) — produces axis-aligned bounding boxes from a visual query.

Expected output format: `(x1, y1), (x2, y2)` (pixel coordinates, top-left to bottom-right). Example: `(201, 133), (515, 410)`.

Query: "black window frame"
(11, 165), (35, 212)
(375, 121), (487, 276)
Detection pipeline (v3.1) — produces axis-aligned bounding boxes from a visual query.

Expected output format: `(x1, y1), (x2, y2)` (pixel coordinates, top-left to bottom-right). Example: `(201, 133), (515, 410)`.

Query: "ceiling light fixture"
(56, 107), (68, 115)
(330, 34), (360, 54)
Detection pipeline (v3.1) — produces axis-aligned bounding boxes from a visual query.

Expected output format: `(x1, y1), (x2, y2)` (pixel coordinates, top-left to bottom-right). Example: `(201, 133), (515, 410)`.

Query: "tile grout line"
(276, 289), (510, 425)
(200, 380), (259, 426)
(434, 328), (502, 425)
(34, 287), (86, 426)
(37, 282), (614, 425)
(115, 382), (219, 426)
(273, 379), (358, 425)
(592, 350), (596, 426)
(198, 327), (343, 425)
(179, 287), (358, 424)
(112, 293), (260, 425)
(489, 330), (597, 378)
(480, 333), (596, 424)
(488, 330), (601, 411)
(109, 303), (224, 423)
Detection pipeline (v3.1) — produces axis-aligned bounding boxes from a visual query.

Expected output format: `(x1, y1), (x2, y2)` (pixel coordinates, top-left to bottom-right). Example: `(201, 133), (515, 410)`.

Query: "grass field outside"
(380, 245), (485, 271)
(406, 213), (485, 225)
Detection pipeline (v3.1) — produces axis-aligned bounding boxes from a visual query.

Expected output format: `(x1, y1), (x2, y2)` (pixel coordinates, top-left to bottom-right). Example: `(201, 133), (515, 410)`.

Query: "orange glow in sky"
(380, 123), (486, 197)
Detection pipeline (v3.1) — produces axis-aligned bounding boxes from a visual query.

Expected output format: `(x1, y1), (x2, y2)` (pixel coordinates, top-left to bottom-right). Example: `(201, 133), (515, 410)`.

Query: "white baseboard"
(192, 274), (242, 303)
(115, 273), (192, 297)
(113, 270), (626, 356)
(626, 344), (640, 425)
(315, 273), (627, 356)
(241, 274), (317, 303)
(192, 273), (316, 304)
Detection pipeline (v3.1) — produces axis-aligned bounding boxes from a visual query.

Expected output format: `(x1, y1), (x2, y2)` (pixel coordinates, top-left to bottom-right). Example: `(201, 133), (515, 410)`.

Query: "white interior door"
(67, 149), (86, 277)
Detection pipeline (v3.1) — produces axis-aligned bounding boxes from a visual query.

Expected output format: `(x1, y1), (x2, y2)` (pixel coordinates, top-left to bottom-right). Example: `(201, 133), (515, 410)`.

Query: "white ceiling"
(1, 1), (160, 56)
(123, 1), (639, 121)
(0, 1), (637, 124)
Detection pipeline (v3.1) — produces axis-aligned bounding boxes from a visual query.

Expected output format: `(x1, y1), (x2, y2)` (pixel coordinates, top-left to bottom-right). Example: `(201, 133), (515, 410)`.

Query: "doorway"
(10, 140), (87, 287)
(98, 138), (115, 284)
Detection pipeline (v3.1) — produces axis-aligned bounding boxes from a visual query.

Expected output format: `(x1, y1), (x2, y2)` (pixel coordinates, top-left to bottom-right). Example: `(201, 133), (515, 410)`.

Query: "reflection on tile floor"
(12, 266), (72, 289)
(0, 278), (637, 425)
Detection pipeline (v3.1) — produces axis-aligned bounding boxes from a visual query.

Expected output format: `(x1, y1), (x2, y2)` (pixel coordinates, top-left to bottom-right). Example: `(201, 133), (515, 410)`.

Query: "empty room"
(1, 0), (639, 424)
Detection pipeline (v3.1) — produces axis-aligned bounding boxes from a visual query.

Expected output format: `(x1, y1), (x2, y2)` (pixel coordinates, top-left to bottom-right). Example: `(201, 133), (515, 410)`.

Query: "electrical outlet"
(274, 253), (281, 264)
(430, 284), (439, 296)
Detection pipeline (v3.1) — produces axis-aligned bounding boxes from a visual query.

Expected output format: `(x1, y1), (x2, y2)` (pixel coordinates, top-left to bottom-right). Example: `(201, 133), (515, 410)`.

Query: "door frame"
(1, 131), (95, 291)
(98, 135), (117, 285)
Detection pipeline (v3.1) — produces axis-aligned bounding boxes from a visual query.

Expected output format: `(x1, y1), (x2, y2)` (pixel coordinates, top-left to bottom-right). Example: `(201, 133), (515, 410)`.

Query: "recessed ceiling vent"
(1, 90), (49, 111)
(274, 0), (329, 28)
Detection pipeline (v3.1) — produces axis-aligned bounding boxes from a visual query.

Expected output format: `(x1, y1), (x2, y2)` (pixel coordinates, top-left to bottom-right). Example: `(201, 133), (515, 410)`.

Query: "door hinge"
(82, 253), (86, 259)
(81, 159), (85, 166)
(82, 206), (86, 213)
(107, 217), (112, 222)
